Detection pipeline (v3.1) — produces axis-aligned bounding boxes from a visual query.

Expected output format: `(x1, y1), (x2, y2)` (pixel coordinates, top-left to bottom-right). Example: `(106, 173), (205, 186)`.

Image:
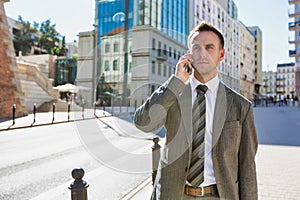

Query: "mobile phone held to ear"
(184, 64), (192, 75)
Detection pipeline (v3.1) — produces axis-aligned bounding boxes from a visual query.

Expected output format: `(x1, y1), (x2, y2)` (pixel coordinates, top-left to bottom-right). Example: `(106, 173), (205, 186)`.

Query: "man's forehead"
(190, 32), (217, 45)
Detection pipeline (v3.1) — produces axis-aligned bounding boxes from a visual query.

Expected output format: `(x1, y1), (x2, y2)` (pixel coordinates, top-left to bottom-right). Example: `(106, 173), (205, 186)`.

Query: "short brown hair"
(188, 21), (224, 49)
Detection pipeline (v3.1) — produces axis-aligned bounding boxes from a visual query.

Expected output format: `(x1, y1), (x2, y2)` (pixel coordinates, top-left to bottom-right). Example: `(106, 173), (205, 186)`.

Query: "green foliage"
(38, 19), (66, 56)
(13, 16), (38, 56)
(12, 17), (67, 56)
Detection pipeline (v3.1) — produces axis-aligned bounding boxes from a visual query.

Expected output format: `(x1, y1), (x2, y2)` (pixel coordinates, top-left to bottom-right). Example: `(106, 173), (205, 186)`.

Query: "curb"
(121, 176), (152, 200)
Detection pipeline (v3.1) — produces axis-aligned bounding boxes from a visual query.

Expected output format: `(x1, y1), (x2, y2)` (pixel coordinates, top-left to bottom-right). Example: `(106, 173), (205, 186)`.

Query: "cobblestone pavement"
(256, 145), (300, 200)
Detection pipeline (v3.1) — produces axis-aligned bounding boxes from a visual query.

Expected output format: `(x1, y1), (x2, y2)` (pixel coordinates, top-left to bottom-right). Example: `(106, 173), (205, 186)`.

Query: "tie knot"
(196, 84), (208, 95)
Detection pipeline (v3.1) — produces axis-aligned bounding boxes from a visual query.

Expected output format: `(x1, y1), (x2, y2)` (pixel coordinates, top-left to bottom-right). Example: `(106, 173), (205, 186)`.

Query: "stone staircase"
(17, 59), (59, 112)
(37, 99), (82, 112)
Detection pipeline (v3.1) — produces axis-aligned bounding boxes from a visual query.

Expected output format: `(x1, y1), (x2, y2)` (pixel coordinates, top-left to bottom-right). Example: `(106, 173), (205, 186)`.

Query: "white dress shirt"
(190, 75), (220, 187)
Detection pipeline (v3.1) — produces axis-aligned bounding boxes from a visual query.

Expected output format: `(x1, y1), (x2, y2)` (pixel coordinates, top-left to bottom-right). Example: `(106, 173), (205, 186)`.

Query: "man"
(134, 21), (258, 199)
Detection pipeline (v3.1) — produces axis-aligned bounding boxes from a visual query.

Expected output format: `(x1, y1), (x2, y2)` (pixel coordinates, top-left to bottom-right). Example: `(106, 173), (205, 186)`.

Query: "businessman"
(134, 21), (258, 199)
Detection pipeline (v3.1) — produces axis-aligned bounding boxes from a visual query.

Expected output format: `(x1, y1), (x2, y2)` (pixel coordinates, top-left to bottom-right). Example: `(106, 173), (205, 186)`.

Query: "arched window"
(113, 59), (119, 70)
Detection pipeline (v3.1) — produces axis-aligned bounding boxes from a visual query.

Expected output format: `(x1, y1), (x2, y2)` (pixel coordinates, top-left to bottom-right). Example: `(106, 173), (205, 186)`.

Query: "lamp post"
(92, 25), (98, 107)
(122, 0), (129, 106)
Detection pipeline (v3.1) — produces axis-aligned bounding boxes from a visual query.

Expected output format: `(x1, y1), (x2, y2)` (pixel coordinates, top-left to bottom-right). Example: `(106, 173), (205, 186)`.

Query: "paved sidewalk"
(0, 108), (110, 131)
(124, 144), (300, 200)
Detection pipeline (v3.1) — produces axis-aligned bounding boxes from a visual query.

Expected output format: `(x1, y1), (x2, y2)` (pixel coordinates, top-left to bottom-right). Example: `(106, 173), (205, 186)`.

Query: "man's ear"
(219, 49), (225, 61)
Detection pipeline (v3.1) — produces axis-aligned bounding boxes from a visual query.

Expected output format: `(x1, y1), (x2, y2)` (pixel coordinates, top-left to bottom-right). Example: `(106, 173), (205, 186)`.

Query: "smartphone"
(184, 50), (193, 74)
(184, 63), (193, 75)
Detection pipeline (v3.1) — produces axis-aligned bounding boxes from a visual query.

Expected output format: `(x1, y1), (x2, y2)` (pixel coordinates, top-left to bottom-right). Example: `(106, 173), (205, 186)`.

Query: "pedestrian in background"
(134, 21), (258, 199)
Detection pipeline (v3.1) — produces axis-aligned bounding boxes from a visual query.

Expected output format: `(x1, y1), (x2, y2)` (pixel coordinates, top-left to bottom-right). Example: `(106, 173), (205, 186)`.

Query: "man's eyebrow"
(206, 43), (215, 48)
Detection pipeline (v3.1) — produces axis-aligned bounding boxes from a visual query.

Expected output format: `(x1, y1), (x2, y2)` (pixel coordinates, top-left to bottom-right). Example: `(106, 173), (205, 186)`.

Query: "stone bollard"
(69, 168), (89, 200)
(152, 137), (161, 185)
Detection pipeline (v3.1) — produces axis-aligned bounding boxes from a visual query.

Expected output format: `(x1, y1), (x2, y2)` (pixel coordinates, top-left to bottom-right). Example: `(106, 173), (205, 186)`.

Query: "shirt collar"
(190, 75), (219, 94)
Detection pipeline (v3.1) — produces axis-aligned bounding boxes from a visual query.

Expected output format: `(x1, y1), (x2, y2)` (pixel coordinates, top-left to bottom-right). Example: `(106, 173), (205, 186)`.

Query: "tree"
(13, 16), (38, 56)
(38, 19), (64, 55)
(58, 36), (68, 56)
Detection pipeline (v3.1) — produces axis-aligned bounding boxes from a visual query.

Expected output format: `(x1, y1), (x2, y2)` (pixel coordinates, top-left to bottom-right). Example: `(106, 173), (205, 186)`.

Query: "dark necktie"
(187, 84), (208, 188)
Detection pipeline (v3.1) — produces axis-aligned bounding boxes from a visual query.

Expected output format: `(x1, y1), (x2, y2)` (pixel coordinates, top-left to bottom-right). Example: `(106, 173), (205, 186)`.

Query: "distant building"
(247, 26), (263, 98)
(262, 71), (277, 98)
(239, 21), (255, 101)
(66, 41), (78, 58)
(276, 62), (296, 99)
(77, 0), (189, 106)
(288, 0), (300, 97)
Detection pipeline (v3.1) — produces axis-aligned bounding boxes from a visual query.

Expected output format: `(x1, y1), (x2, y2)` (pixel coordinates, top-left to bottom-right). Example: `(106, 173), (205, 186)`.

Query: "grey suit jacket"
(134, 75), (258, 200)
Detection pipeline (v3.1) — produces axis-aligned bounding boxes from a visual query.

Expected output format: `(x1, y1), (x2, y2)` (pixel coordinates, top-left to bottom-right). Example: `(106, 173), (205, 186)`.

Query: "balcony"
(289, 50), (297, 57)
(131, 48), (150, 57)
(276, 76), (286, 81)
(276, 84), (286, 88)
(156, 49), (168, 61)
(288, 21), (300, 30)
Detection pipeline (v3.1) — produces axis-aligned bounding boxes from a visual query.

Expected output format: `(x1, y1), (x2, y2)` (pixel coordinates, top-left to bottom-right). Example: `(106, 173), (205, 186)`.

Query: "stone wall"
(0, 1), (27, 119)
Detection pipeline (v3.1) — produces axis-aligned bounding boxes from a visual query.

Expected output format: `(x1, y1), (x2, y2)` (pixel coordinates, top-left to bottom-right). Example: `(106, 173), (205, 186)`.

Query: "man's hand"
(175, 53), (193, 83)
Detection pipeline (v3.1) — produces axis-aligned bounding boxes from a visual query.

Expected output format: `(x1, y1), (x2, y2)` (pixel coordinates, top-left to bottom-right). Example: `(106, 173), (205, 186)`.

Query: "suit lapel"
(212, 82), (228, 148)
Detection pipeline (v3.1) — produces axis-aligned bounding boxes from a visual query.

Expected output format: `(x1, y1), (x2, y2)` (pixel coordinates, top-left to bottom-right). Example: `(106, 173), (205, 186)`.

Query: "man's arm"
(134, 75), (186, 132)
(238, 103), (258, 199)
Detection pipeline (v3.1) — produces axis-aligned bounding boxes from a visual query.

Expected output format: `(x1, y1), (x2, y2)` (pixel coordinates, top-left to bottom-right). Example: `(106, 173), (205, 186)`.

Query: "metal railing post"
(68, 102), (71, 121)
(152, 137), (161, 185)
(103, 103), (106, 116)
(52, 103), (56, 124)
(33, 104), (36, 124)
(69, 168), (89, 200)
(12, 104), (16, 125)
(82, 104), (84, 119)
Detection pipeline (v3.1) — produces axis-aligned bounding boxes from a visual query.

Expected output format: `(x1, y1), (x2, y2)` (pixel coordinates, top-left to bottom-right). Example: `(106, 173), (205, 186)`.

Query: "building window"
(105, 43), (110, 53)
(152, 38), (156, 50)
(158, 41), (162, 56)
(169, 47), (172, 57)
(104, 60), (110, 71)
(152, 61), (156, 74)
(151, 85), (155, 93)
(163, 65), (167, 77)
(129, 62), (132, 72)
(158, 63), (162, 75)
(113, 59), (119, 71)
(173, 49), (176, 59)
(113, 42), (119, 52)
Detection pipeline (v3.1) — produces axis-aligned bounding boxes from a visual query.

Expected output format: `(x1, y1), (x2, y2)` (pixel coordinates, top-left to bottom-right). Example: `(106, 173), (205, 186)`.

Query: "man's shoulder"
(222, 83), (252, 105)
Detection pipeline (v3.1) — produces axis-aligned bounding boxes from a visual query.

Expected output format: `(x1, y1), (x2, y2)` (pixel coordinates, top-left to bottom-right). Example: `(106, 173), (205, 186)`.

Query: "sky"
(4, 0), (292, 71)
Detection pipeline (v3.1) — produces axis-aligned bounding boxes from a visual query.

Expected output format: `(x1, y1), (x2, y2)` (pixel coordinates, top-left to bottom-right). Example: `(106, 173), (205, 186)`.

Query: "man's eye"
(193, 46), (200, 51)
